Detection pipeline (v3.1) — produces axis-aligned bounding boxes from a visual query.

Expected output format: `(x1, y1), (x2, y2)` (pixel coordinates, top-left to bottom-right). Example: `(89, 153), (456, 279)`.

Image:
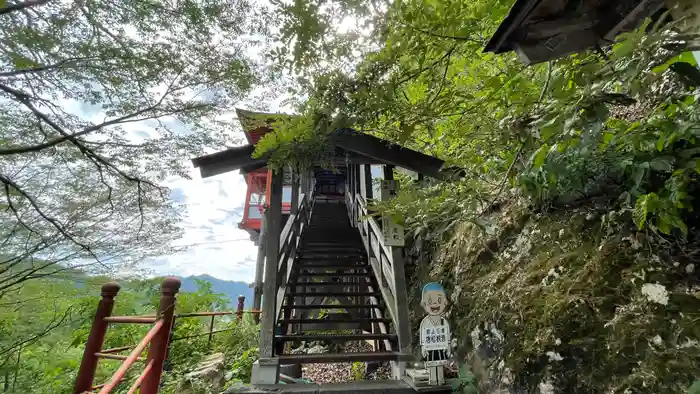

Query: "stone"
(179, 353), (226, 393)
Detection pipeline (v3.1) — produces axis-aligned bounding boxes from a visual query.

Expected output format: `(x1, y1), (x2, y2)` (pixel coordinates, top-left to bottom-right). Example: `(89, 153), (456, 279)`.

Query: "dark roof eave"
(484, 0), (542, 53)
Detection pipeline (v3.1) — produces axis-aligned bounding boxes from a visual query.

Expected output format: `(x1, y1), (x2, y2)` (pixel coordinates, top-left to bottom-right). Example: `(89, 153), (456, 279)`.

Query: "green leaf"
(531, 144), (549, 169)
(688, 379), (700, 394)
(649, 157), (674, 172)
(634, 193), (657, 229)
(10, 53), (39, 69)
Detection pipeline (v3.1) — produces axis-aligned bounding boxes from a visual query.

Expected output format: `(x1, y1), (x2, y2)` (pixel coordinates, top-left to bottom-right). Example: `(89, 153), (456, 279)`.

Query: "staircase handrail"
(274, 193), (312, 321)
(351, 193), (399, 327)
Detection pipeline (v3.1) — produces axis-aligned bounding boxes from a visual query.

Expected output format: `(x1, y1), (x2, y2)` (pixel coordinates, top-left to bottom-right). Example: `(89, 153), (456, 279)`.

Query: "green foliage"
(451, 364), (478, 394)
(351, 361), (365, 381)
(689, 380), (700, 394)
(0, 270), (257, 393)
(252, 105), (337, 171)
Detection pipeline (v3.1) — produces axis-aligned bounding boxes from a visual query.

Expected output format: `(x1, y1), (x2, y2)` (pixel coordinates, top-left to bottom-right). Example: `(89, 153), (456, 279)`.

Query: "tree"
(0, 0), (268, 294)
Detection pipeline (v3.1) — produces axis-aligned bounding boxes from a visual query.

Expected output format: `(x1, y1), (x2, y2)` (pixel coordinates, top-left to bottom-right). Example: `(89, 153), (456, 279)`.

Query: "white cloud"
(144, 167), (261, 282)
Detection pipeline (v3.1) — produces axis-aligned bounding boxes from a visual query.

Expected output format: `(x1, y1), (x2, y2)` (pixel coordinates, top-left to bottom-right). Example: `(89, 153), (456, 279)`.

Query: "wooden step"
(278, 318), (391, 324)
(276, 333), (396, 342)
(291, 282), (373, 286)
(284, 304), (383, 310)
(285, 291), (381, 297)
(298, 254), (366, 259)
(277, 352), (411, 364)
(297, 272), (370, 277)
(296, 264), (369, 269)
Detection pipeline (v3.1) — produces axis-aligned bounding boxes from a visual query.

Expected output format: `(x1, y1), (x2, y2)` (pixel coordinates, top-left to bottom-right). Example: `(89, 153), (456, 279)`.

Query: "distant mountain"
(179, 274), (253, 308)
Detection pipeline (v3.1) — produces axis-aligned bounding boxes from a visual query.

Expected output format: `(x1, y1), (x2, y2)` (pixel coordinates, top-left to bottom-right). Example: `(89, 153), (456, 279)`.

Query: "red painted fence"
(74, 278), (261, 394)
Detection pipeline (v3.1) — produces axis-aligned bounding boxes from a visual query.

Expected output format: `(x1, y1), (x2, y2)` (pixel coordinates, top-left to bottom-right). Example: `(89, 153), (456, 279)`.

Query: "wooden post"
(364, 164), (373, 201)
(236, 295), (246, 321)
(74, 282), (120, 394)
(208, 315), (215, 346)
(253, 209), (267, 324)
(140, 277), (181, 394)
(383, 166), (410, 379)
(290, 170), (299, 216)
(300, 171), (310, 197)
(260, 169), (283, 359)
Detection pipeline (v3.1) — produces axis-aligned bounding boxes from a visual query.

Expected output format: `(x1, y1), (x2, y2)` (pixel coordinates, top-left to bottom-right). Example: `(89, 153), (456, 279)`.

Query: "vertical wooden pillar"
(253, 210), (267, 324)
(236, 295), (246, 321)
(141, 277), (181, 394)
(74, 282), (120, 394)
(300, 170), (310, 197)
(383, 166), (410, 379)
(290, 170), (300, 215)
(354, 164), (361, 199)
(260, 170), (283, 359)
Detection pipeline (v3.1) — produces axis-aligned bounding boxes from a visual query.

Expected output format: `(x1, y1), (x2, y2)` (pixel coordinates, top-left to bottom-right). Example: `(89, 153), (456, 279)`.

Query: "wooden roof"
(485, 0), (666, 64)
(191, 128), (456, 180)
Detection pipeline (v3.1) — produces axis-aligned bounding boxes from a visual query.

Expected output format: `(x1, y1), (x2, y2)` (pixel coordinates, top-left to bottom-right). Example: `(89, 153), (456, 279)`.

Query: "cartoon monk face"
(421, 283), (447, 316)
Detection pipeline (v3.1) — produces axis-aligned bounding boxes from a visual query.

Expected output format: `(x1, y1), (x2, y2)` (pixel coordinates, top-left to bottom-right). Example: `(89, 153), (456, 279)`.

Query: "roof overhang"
(191, 128), (459, 180)
(485, 0), (666, 64)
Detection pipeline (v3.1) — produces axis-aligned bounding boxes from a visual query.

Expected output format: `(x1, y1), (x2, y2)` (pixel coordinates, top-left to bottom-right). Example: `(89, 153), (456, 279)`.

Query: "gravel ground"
(302, 341), (392, 383)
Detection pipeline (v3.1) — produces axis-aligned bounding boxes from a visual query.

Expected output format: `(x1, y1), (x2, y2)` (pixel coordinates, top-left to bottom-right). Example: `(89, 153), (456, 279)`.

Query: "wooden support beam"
(332, 129), (447, 180)
(290, 169), (300, 215)
(364, 164), (373, 200)
(260, 170), (283, 359)
(253, 209), (267, 324)
(383, 167), (411, 379)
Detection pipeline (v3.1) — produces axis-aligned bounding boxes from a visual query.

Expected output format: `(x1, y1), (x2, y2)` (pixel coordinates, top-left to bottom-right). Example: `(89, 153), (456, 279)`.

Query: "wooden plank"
(260, 170), (283, 359)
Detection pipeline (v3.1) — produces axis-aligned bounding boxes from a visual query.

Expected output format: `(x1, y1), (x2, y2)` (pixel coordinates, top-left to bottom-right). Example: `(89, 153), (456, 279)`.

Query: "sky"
(145, 88), (288, 284)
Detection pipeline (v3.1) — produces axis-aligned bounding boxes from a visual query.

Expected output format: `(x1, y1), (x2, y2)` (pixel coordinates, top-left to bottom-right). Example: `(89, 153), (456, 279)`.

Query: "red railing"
(74, 278), (262, 394)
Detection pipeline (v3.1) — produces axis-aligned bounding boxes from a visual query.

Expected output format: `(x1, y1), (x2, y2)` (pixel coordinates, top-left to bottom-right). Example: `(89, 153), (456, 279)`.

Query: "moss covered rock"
(411, 198), (700, 393)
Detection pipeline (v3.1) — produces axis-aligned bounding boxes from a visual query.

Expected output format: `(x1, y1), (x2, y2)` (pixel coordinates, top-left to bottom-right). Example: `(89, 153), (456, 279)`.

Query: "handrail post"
(236, 295), (246, 321)
(74, 282), (120, 394)
(207, 315), (215, 347)
(253, 209), (267, 324)
(140, 277), (181, 394)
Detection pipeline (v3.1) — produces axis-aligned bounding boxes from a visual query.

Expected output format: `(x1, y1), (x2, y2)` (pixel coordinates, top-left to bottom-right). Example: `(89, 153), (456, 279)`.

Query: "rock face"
(408, 196), (700, 393)
(178, 353), (226, 393)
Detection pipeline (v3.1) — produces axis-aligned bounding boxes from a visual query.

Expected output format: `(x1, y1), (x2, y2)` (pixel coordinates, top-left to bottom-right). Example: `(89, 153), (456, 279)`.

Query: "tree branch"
(0, 0), (51, 16)
(0, 173), (103, 264)
(0, 57), (95, 78)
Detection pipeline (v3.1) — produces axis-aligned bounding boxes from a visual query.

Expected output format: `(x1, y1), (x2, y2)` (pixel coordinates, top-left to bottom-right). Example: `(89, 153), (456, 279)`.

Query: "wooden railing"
(352, 194), (399, 324)
(346, 188), (413, 373)
(74, 278), (261, 394)
(275, 193), (312, 321)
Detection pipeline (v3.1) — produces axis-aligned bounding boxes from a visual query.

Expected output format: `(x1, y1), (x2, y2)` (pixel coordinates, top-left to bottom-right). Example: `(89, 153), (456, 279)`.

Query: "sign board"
(380, 180), (405, 246)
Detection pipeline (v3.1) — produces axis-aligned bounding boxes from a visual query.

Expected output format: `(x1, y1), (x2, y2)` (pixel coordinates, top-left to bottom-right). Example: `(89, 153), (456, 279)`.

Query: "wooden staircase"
(274, 201), (410, 365)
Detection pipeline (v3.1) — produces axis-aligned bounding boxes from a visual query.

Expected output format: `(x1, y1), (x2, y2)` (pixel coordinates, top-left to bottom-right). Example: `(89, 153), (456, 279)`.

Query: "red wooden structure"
(74, 278), (259, 394)
(237, 109), (293, 236)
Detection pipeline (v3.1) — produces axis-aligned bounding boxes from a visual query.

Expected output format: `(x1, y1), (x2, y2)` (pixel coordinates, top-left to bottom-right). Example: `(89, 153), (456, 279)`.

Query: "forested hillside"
(256, 0), (700, 392)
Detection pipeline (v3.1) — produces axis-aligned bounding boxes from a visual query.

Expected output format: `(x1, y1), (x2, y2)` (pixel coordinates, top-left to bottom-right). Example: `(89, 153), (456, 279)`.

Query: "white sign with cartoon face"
(419, 282), (451, 367)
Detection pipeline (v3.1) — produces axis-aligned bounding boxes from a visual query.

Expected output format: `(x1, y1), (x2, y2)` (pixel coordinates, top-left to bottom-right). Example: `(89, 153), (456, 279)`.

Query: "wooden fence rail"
(74, 279), (260, 394)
